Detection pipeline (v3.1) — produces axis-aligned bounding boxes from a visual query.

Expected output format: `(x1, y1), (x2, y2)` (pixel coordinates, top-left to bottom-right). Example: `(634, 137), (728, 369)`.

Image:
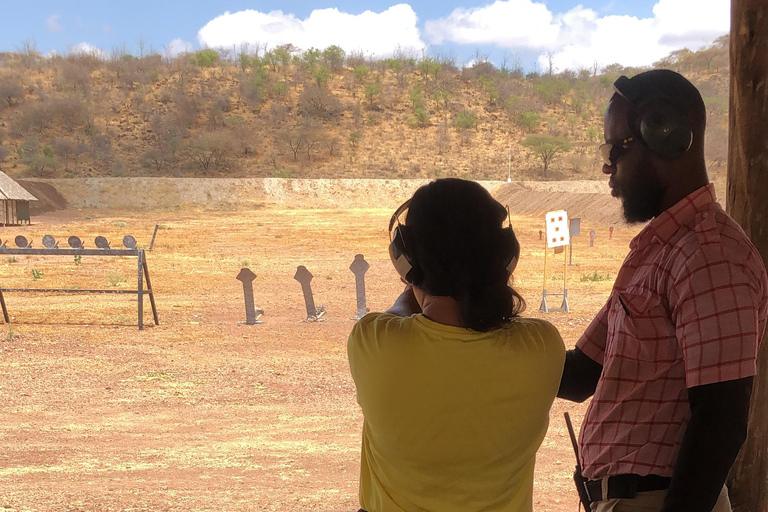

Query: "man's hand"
(385, 285), (422, 317)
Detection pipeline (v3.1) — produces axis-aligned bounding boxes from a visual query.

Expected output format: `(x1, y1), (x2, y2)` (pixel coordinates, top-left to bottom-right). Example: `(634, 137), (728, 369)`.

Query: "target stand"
(0, 235), (159, 330)
(540, 211), (571, 314)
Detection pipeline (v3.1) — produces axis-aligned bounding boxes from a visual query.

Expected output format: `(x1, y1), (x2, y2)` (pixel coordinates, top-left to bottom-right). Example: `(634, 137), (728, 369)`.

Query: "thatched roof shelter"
(0, 171), (37, 225)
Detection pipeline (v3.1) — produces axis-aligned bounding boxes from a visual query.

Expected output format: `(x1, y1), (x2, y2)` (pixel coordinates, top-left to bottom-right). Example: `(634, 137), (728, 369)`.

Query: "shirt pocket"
(608, 289), (679, 363)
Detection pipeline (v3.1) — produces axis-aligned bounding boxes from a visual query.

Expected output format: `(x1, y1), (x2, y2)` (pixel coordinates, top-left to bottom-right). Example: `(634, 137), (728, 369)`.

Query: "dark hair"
(404, 178), (525, 331)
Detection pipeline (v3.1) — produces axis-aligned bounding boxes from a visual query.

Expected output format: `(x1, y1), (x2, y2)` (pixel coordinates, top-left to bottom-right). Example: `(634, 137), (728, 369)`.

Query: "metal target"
(122, 235), (137, 249)
(42, 235), (57, 249)
(68, 236), (84, 249)
(94, 236), (110, 249)
(14, 236), (29, 249)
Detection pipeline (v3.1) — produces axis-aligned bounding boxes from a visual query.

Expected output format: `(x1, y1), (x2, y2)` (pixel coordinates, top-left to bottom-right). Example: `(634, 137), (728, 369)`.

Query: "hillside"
(0, 37), (729, 181)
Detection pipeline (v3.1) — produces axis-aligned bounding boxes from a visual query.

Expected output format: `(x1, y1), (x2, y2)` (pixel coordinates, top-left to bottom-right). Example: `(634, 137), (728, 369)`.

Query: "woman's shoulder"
(500, 317), (565, 351)
(349, 312), (412, 343)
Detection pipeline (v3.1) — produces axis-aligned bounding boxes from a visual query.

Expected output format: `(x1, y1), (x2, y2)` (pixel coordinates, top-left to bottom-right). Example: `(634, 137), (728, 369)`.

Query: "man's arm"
(385, 285), (422, 317)
(661, 377), (752, 512)
(558, 347), (603, 402)
(558, 299), (609, 402)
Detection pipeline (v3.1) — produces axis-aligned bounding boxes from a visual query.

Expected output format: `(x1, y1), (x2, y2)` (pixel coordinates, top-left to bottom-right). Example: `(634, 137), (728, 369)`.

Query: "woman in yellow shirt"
(348, 178), (565, 512)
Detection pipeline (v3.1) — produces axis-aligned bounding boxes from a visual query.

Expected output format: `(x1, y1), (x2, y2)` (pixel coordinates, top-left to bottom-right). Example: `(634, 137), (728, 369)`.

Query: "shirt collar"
(631, 183), (717, 248)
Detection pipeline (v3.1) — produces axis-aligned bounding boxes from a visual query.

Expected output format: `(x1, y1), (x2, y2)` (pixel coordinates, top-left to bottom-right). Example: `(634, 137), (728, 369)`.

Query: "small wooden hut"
(0, 171), (37, 225)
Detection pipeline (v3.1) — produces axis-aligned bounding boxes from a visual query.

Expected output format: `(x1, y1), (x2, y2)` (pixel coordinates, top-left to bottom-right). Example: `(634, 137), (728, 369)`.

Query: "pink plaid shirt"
(577, 184), (768, 479)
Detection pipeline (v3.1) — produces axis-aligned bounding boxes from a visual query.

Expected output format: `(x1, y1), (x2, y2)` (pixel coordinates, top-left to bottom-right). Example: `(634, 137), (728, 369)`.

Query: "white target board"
(546, 210), (570, 248)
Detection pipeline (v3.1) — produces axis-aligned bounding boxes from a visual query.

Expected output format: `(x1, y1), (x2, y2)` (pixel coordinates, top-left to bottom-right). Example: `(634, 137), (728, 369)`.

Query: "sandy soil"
(0, 206), (641, 511)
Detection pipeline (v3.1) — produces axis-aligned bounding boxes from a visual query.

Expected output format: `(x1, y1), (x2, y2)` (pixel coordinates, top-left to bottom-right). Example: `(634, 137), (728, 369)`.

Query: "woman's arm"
(385, 285), (422, 317)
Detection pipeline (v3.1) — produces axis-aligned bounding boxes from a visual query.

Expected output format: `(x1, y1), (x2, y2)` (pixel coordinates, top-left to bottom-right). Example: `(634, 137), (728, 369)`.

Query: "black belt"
(584, 474), (671, 502)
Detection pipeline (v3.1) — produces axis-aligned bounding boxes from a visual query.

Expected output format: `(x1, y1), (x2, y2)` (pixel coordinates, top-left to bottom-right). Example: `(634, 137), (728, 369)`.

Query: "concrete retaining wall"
(26, 178), (610, 211)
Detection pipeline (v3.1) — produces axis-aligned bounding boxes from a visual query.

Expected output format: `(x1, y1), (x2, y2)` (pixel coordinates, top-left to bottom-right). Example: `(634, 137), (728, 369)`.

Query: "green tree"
(364, 82), (382, 107)
(313, 66), (332, 88)
(238, 53), (256, 71)
(518, 111), (541, 132)
(302, 48), (322, 69)
(322, 45), (346, 71)
(478, 75), (499, 106)
(354, 65), (370, 83)
(194, 49), (219, 68)
(522, 135), (572, 177)
(453, 110), (478, 130)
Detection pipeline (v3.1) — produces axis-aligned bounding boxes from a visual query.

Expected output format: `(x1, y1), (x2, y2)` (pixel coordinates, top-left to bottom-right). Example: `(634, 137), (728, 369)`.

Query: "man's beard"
(616, 160), (665, 224)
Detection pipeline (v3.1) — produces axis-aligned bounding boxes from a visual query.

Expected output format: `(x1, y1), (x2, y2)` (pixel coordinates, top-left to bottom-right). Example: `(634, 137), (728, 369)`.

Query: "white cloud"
(166, 38), (194, 57)
(69, 42), (106, 60)
(46, 14), (63, 32)
(426, 0), (558, 48)
(197, 4), (425, 57)
(424, 0), (729, 71)
(102, 24), (113, 34)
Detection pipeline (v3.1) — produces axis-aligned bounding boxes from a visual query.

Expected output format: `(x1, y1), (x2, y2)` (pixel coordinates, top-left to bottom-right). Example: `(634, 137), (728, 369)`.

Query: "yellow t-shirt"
(348, 313), (565, 512)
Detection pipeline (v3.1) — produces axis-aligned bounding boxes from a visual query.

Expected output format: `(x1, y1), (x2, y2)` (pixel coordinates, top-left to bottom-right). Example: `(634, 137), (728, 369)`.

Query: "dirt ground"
(0, 206), (640, 511)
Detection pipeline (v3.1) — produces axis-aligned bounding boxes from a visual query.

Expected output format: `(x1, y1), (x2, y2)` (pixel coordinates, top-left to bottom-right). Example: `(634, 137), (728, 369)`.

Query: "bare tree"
(137, 35), (147, 59)
(51, 138), (76, 169)
(298, 85), (342, 120)
(14, 104), (52, 135)
(17, 39), (39, 69)
(275, 127), (307, 162)
(544, 51), (556, 76)
(186, 132), (234, 171)
(0, 76), (25, 108)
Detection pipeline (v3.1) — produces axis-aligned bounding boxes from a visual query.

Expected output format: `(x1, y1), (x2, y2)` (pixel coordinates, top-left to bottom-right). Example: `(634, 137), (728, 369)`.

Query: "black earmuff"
(389, 200), (417, 283)
(613, 75), (693, 160)
(500, 226), (520, 275)
(388, 199), (521, 283)
(389, 224), (416, 283)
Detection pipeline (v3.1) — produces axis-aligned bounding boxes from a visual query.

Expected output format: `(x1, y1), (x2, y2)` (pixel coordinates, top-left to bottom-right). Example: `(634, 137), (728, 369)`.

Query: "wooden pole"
(543, 239), (548, 291)
(726, 2), (768, 511)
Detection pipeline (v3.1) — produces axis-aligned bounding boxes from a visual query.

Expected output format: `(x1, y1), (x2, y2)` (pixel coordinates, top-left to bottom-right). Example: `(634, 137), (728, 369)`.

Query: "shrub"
(518, 111), (541, 132)
(453, 110), (478, 130)
(195, 49), (219, 68)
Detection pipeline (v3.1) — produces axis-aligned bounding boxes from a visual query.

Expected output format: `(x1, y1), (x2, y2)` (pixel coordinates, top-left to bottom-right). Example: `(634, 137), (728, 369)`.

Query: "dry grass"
(0, 207), (640, 511)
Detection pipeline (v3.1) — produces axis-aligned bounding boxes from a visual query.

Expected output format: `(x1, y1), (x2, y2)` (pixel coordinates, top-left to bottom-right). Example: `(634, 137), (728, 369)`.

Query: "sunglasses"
(599, 136), (635, 167)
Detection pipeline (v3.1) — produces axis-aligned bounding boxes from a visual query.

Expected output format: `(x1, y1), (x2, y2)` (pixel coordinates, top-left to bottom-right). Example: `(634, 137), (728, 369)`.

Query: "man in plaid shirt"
(558, 69), (768, 512)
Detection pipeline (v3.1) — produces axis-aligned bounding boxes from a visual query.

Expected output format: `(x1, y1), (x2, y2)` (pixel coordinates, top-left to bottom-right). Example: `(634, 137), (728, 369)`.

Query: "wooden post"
(727, 2), (768, 511)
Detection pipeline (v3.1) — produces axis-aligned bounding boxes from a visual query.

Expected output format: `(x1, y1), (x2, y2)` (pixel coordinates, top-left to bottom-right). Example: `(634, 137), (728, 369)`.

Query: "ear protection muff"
(613, 75), (693, 160)
(388, 199), (521, 283)
(388, 200), (416, 283)
(501, 206), (520, 275)
(503, 227), (520, 275)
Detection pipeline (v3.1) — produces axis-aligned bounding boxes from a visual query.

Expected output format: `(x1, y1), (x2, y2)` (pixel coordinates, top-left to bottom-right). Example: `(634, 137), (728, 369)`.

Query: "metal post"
(137, 250), (144, 330)
(562, 247), (570, 312)
(149, 225), (159, 251)
(540, 235), (549, 312)
(142, 251), (159, 326)
(0, 290), (8, 323)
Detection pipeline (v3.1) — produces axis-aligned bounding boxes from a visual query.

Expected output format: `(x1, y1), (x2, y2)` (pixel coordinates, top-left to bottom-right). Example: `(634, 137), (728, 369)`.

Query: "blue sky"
(0, 0), (727, 71)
